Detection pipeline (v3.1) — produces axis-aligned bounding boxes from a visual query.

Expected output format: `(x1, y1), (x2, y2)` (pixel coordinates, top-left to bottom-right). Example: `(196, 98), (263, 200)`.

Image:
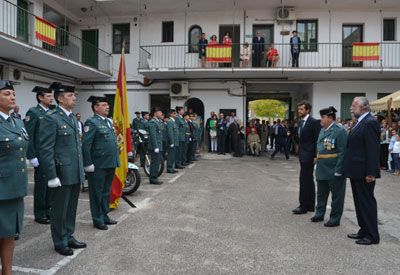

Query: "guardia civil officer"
(311, 107), (347, 227)
(38, 82), (86, 256)
(82, 96), (119, 231)
(148, 107), (164, 184)
(131, 111), (141, 133)
(0, 81), (29, 274)
(185, 113), (194, 164)
(175, 106), (186, 167)
(25, 86), (54, 225)
(166, 109), (179, 173)
(138, 111), (150, 167)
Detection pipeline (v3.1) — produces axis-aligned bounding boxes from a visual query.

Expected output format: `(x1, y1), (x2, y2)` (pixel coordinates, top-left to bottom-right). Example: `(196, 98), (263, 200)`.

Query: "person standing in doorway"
(252, 31), (265, 67)
(290, 30), (301, 68)
(292, 101), (321, 215)
(198, 32), (208, 68)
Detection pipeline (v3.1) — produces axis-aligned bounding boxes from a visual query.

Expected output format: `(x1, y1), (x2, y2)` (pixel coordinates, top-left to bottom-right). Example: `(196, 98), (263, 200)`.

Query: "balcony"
(138, 42), (400, 81)
(0, 0), (112, 80)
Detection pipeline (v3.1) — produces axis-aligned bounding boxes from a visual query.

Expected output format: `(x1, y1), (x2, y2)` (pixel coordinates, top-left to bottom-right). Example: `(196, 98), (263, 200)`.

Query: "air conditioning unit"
(169, 81), (189, 97)
(275, 7), (296, 21)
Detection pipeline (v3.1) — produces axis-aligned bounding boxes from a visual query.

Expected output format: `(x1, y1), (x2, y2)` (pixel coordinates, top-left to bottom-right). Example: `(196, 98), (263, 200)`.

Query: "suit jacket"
(24, 104), (47, 160)
(0, 116), (28, 200)
(217, 119), (227, 136)
(82, 115), (120, 169)
(344, 113), (380, 179)
(252, 36), (265, 53)
(38, 107), (84, 185)
(298, 117), (321, 163)
(275, 124), (287, 144)
(290, 36), (302, 53)
(229, 122), (240, 141)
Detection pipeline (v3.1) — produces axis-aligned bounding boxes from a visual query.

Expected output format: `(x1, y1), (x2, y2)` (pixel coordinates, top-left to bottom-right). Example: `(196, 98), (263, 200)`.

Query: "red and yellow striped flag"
(110, 48), (132, 209)
(206, 44), (232, 63)
(35, 16), (56, 46)
(352, 42), (380, 61)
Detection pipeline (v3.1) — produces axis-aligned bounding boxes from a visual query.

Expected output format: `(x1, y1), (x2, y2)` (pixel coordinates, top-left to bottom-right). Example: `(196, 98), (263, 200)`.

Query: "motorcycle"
(123, 155), (141, 195)
(134, 129), (164, 178)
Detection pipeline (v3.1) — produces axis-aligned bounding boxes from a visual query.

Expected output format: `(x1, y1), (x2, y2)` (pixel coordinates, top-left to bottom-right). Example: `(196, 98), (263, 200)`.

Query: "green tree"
(249, 99), (287, 118)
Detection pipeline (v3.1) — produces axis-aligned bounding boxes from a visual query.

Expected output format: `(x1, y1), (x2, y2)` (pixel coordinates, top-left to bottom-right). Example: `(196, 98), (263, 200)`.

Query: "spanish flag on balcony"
(352, 42), (380, 61)
(206, 44), (232, 63)
(110, 47), (132, 209)
(35, 16), (56, 46)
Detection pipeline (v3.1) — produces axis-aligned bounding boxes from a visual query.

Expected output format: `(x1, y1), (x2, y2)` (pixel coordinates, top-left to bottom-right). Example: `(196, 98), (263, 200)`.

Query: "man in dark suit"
(217, 113), (227, 155)
(344, 97), (380, 245)
(270, 119), (289, 160)
(229, 117), (241, 157)
(293, 101), (321, 214)
(252, 32), (265, 67)
(290, 30), (301, 67)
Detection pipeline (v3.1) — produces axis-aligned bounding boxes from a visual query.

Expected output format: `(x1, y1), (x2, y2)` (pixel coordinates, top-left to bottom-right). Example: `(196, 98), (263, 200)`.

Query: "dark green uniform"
(175, 115), (186, 166)
(166, 118), (179, 172)
(82, 115), (119, 226)
(0, 115), (28, 238)
(39, 106), (84, 250)
(131, 117), (140, 133)
(148, 118), (163, 183)
(138, 118), (149, 166)
(160, 119), (167, 158)
(315, 123), (347, 225)
(25, 104), (51, 220)
(183, 120), (191, 164)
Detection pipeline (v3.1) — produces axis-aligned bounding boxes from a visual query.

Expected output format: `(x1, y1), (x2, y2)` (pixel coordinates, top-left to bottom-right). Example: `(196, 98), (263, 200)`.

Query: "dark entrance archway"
(184, 97), (205, 123)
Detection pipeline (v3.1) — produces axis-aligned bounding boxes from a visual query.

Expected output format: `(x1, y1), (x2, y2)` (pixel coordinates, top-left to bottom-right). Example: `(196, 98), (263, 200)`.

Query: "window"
(113, 23), (130, 54)
(383, 19), (396, 41)
(188, 25), (202, 53)
(296, 20), (318, 52)
(162, 21), (174, 43)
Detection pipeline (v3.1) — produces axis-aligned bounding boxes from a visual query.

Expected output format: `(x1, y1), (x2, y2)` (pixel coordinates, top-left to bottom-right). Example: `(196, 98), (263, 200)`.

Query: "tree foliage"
(249, 99), (287, 118)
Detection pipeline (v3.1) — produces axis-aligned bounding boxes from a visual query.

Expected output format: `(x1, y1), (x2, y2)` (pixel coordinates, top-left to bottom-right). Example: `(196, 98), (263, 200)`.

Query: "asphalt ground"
(7, 152), (400, 274)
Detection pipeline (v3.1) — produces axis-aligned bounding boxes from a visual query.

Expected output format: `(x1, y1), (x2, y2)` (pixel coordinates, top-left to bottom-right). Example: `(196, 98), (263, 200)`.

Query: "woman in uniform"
(0, 80), (29, 275)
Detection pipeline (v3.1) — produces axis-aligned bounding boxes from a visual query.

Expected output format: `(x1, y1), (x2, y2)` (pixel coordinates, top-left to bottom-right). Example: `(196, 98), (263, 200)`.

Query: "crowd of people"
(197, 30), (302, 68)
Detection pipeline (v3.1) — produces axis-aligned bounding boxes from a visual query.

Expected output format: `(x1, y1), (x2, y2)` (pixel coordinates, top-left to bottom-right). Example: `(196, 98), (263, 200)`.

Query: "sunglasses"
(0, 80), (14, 91)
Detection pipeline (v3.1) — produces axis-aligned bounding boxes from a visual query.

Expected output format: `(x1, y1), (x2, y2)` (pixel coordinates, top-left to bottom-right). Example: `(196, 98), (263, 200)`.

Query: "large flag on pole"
(110, 47), (132, 209)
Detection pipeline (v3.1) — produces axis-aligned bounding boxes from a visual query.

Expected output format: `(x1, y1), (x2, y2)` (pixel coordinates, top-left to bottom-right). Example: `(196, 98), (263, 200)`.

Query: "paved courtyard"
(10, 153), (400, 274)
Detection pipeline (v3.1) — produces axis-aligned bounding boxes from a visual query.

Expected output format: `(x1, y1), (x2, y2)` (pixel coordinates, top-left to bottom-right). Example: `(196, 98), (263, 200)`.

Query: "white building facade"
(1, 0), (400, 123)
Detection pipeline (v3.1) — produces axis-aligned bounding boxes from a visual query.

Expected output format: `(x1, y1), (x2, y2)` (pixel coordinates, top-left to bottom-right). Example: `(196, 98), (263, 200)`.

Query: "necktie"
(7, 117), (15, 128)
(349, 120), (358, 133)
(298, 120), (305, 136)
(69, 114), (75, 128)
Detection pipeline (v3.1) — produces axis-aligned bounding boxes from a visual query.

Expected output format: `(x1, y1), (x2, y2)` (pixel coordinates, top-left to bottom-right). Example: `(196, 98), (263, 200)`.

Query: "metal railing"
(0, 0), (112, 75)
(139, 42), (400, 70)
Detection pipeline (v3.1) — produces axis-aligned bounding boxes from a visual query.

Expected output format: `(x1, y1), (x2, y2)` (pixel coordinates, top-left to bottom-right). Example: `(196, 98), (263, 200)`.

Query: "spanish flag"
(352, 42), (380, 61)
(206, 44), (232, 63)
(110, 48), (132, 209)
(35, 16), (56, 46)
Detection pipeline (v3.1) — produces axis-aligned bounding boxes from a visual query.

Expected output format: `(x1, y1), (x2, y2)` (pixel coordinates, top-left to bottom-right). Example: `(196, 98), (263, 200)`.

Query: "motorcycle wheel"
(144, 154), (165, 177)
(123, 169), (141, 195)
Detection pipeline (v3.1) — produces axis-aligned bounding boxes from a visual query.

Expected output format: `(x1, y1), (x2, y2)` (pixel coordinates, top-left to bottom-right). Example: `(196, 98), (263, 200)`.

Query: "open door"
(219, 25), (240, 67)
(82, 29), (99, 69)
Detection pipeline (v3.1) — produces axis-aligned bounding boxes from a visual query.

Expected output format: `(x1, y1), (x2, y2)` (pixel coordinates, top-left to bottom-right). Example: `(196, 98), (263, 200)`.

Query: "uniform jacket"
(166, 119), (179, 146)
(298, 116), (321, 163)
(82, 115), (120, 169)
(175, 115), (186, 142)
(316, 123), (348, 180)
(131, 117), (140, 132)
(38, 106), (84, 185)
(275, 124), (288, 144)
(138, 118), (148, 131)
(0, 116), (28, 200)
(148, 118), (163, 151)
(192, 121), (201, 141)
(344, 113), (380, 179)
(24, 104), (47, 160)
(185, 120), (192, 143)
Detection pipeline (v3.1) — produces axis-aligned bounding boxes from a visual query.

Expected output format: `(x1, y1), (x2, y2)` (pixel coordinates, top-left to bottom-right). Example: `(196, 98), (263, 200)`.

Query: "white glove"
(170, 144), (174, 148)
(127, 152), (133, 157)
(334, 172), (342, 177)
(154, 148), (160, 153)
(29, 158), (39, 168)
(48, 178), (61, 188)
(189, 138), (192, 141)
(84, 164), (95, 173)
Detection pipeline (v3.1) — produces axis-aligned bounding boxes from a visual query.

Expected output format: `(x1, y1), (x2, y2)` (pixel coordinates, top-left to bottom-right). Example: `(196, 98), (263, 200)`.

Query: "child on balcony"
(240, 43), (250, 68)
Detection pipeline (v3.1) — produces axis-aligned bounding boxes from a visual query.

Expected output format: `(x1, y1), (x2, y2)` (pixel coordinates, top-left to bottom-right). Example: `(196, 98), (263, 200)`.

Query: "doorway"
(219, 24), (240, 67)
(252, 24), (274, 46)
(82, 29), (99, 69)
(342, 24), (363, 67)
(185, 97), (205, 122)
(150, 94), (170, 114)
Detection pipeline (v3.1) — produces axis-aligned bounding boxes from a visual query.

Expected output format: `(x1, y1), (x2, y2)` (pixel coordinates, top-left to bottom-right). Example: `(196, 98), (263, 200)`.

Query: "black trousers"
(271, 140), (289, 159)
(292, 52), (300, 67)
(270, 135), (275, 149)
(299, 161), (315, 210)
(232, 136), (241, 157)
(217, 133), (225, 154)
(350, 178), (380, 242)
(207, 132), (211, 152)
(252, 52), (263, 67)
(380, 144), (388, 169)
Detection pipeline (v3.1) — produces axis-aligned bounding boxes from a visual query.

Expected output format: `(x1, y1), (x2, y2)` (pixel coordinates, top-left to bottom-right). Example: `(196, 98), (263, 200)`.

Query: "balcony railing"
(139, 42), (400, 71)
(0, 0), (112, 75)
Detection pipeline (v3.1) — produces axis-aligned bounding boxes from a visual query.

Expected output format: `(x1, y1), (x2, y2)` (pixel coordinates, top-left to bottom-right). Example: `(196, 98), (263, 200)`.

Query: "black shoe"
(175, 165), (185, 169)
(167, 170), (178, 174)
(94, 224), (108, 230)
(292, 207), (308, 214)
(286, 157), (289, 160)
(270, 156), (274, 160)
(68, 238), (87, 249)
(55, 246), (74, 256)
(307, 208), (315, 212)
(35, 217), (50, 224)
(150, 181), (163, 185)
(355, 238), (379, 245)
(324, 222), (340, 227)
(347, 233), (364, 240)
(310, 216), (324, 222)
(105, 219), (117, 225)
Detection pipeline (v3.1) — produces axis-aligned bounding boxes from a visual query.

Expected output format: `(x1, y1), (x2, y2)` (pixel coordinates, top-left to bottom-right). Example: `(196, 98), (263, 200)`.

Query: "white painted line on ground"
(188, 163), (197, 169)
(128, 197), (152, 213)
(11, 265), (45, 274)
(168, 171), (186, 183)
(43, 248), (85, 275)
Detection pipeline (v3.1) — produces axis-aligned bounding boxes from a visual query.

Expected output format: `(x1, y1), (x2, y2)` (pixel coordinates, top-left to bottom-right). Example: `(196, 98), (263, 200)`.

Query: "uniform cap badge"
(25, 115), (30, 122)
